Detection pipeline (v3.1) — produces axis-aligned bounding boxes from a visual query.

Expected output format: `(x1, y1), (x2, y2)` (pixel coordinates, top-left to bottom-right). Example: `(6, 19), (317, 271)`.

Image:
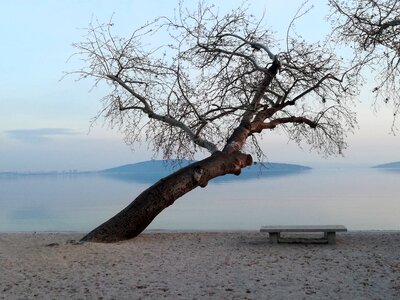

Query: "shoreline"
(1, 231), (399, 299)
(2, 228), (400, 234)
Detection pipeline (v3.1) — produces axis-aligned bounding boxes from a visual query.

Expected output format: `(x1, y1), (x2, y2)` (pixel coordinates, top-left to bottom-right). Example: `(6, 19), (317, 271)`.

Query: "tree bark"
(81, 150), (252, 242)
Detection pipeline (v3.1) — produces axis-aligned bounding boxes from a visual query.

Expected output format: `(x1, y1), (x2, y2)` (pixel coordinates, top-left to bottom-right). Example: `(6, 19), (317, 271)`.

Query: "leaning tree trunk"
(81, 150), (252, 242)
(81, 61), (279, 243)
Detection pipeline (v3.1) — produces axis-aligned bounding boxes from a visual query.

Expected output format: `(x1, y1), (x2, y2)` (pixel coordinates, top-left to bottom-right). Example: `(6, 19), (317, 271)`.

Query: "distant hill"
(373, 161), (400, 169)
(99, 160), (311, 183)
(100, 160), (195, 182)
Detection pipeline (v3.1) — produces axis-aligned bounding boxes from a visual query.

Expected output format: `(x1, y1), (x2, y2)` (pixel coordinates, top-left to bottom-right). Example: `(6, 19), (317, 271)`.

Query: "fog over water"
(1, 166), (399, 232)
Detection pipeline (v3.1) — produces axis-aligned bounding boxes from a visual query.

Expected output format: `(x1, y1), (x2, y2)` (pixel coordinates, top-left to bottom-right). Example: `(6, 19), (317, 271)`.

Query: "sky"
(0, 0), (399, 172)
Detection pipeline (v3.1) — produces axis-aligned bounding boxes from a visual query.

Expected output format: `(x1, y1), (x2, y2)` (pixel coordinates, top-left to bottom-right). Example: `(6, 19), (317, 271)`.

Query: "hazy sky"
(1, 0), (399, 172)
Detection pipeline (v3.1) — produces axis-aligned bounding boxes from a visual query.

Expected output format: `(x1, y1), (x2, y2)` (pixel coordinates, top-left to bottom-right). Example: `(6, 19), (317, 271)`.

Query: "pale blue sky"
(0, 0), (398, 172)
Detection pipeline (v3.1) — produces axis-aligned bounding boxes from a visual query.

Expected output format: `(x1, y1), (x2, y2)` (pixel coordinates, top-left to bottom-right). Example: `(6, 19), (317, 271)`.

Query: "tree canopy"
(329, 0), (400, 129)
(73, 2), (358, 163)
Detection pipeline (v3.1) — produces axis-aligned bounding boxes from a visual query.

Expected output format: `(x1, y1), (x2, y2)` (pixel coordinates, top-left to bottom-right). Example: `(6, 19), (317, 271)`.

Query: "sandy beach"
(1, 231), (399, 299)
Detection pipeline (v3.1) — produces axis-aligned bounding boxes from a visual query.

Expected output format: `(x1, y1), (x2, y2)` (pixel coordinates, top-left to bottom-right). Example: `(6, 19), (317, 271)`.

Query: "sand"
(0, 231), (399, 299)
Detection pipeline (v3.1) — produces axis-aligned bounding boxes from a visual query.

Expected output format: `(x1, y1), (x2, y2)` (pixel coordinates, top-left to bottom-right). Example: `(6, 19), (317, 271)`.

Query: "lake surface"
(0, 167), (399, 232)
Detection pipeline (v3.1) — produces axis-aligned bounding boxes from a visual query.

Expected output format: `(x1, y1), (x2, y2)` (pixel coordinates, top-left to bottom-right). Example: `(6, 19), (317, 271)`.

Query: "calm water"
(0, 167), (399, 232)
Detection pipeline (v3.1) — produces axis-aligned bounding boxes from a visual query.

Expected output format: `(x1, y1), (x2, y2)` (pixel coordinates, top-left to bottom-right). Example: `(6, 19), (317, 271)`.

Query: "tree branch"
(216, 33), (276, 60)
(107, 74), (218, 153)
(261, 116), (318, 130)
(197, 42), (269, 73)
(288, 73), (341, 105)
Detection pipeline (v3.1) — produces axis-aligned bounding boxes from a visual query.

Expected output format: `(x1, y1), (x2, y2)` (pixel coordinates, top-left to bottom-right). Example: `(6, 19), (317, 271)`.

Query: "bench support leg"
(269, 232), (279, 244)
(325, 232), (336, 245)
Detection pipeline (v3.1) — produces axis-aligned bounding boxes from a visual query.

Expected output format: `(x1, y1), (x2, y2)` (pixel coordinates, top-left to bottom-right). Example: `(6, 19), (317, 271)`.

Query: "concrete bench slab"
(260, 225), (347, 244)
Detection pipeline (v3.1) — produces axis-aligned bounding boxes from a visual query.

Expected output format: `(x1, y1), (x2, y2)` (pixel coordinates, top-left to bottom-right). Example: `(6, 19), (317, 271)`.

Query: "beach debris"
(45, 242), (59, 247)
(65, 239), (84, 245)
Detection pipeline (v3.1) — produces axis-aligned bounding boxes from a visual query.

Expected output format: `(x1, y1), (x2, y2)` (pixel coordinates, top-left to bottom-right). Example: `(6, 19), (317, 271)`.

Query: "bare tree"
(72, 3), (357, 242)
(329, 0), (400, 128)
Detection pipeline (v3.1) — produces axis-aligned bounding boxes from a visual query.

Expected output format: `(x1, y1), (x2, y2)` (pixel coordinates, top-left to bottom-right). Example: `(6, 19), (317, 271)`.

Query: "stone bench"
(260, 225), (347, 244)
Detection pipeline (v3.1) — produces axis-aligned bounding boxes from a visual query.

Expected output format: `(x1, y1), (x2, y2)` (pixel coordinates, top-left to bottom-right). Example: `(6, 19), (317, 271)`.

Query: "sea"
(0, 166), (399, 232)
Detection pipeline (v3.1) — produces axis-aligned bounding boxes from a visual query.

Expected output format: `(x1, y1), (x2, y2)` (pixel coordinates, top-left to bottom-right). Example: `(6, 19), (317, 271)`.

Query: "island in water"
(99, 160), (311, 183)
(373, 161), (400, 169)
